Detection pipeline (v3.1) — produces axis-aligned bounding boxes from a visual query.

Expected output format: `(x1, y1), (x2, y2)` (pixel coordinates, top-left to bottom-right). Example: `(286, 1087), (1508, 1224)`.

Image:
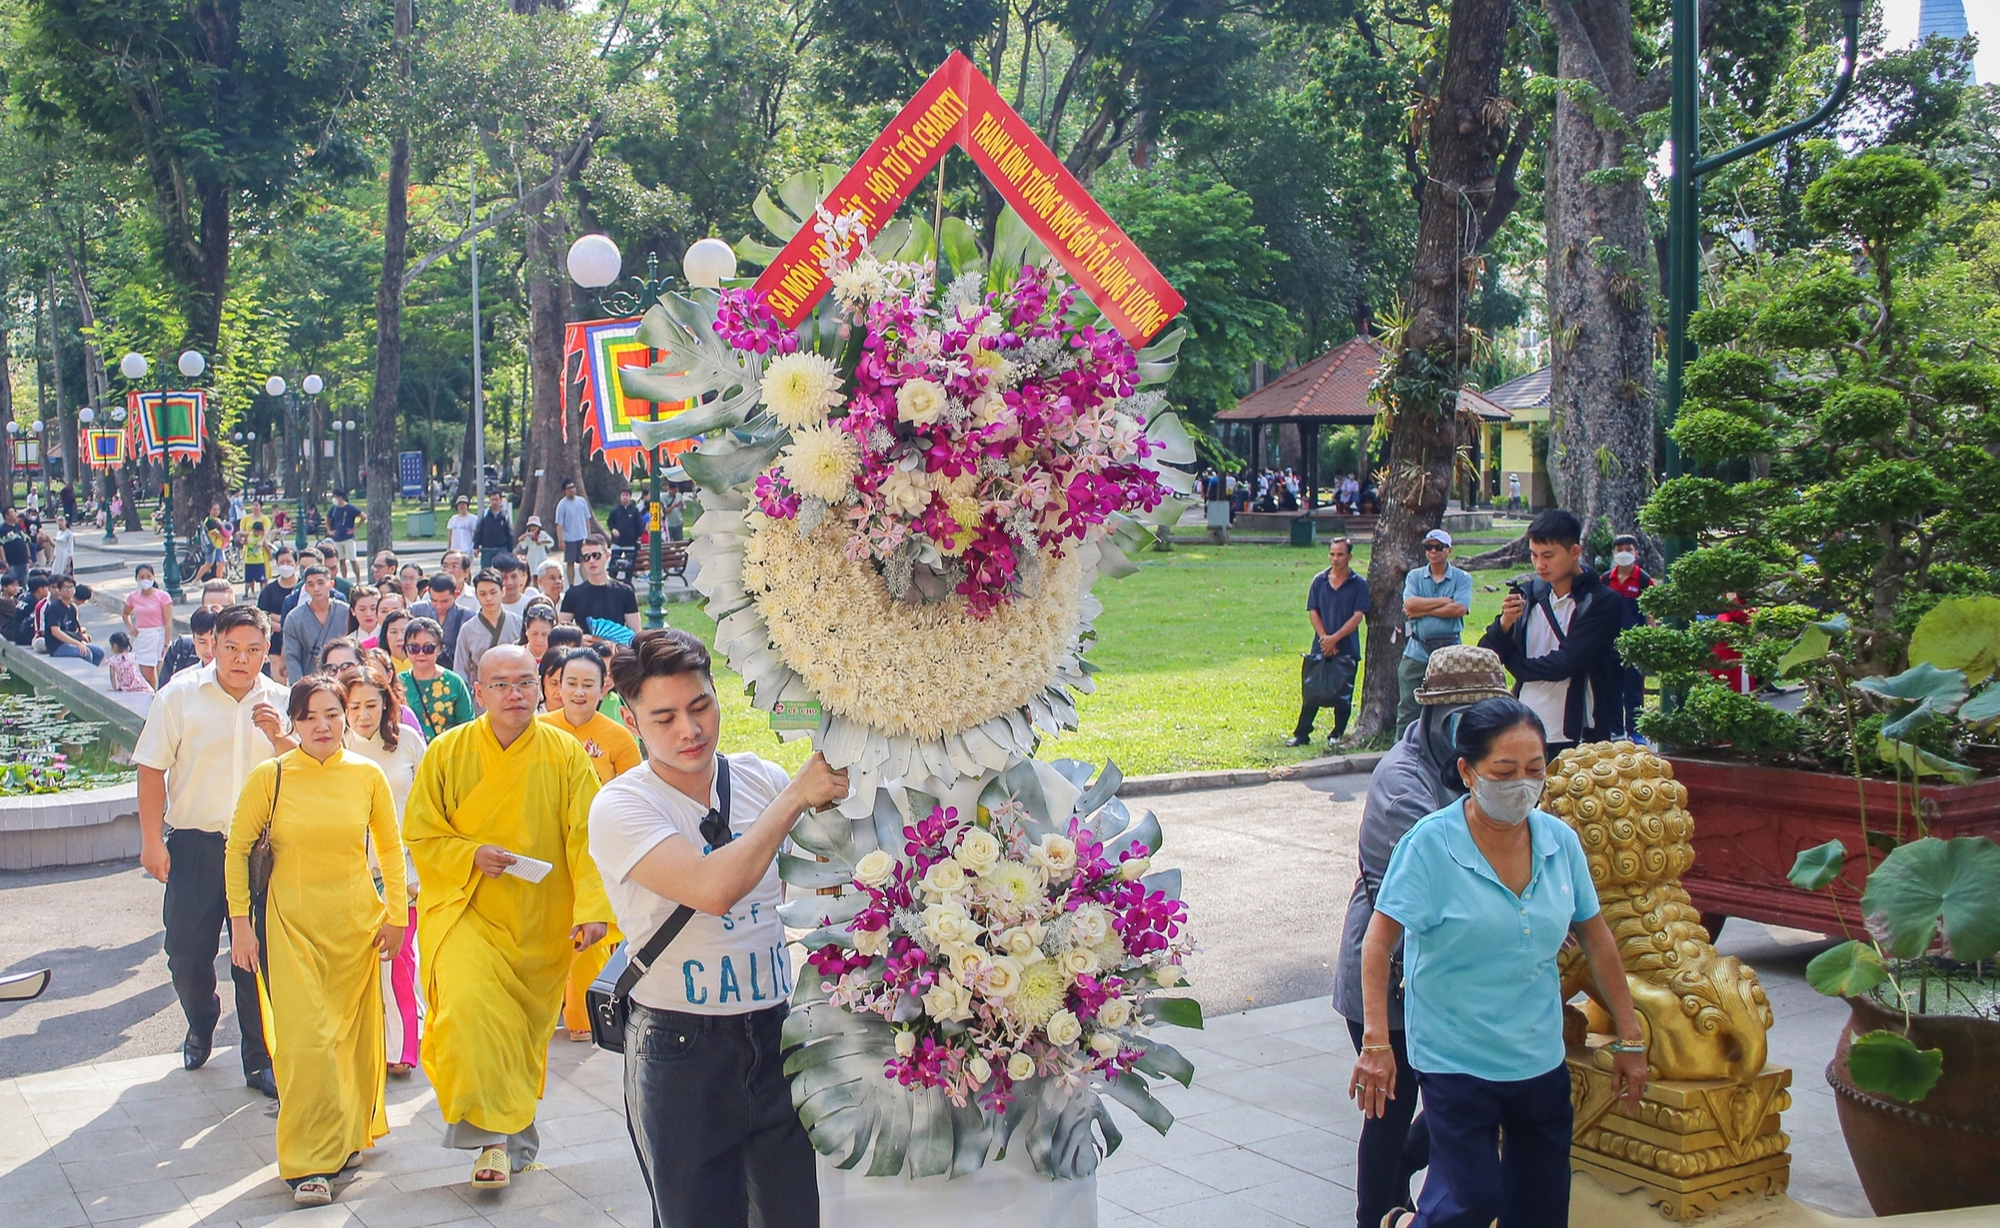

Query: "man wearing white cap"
(1397, 529), (1473, 731)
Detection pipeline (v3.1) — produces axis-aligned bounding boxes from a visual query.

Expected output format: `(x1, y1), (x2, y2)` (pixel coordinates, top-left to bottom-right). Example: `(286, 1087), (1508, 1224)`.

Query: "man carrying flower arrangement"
(590, 629), (849, 1228)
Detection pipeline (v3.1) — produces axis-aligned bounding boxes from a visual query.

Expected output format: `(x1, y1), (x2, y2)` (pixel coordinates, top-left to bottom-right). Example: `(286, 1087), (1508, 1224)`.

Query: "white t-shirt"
(589, 755), (795, 1015)
(1522, 590), (1590, 744)
(446, 512), (478, 553)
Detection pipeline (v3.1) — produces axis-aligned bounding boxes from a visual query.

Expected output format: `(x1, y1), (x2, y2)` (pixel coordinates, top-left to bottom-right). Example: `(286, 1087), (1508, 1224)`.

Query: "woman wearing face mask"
(1602, 533), (1657, 742)
(1353, 697), (1646, 1228)
(1333, 647), (1513, 1228)
(123, 563), (175, 688)
(225, 676), (406, 1206)
(336, 661), (428, 1079)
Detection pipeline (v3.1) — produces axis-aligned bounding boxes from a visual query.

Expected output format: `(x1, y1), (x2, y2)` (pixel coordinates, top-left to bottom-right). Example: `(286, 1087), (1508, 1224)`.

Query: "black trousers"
(1412, 1064), (1573, 1228)
(1347, 1020), (1430, 1227)
(1295, 655), (1358, 741)
(163, 828), (270, 1075)
(624, 1002), (818, 1228)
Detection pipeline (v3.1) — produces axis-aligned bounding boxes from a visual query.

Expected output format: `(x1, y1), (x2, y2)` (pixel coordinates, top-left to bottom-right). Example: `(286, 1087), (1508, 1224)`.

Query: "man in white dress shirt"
(133, 604), (295, 1097)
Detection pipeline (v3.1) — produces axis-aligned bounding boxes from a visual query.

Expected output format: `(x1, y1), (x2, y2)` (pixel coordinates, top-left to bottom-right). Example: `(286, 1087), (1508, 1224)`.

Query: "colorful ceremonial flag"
(564, 316), (697, 475)
(85, 429), (127, 469)
(128, 390), (207, 459)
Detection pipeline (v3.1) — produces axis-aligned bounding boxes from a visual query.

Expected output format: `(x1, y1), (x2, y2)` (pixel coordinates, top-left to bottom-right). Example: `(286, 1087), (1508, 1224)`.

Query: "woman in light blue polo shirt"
(1349, 697), (1648, 1228)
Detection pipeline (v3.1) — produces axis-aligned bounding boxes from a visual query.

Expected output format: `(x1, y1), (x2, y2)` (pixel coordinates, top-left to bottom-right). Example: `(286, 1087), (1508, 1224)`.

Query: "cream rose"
(923, 974), (974, 1023)
(878, 468), (932, 517)
(854, 849), (897, 889)
(1060, 948), (1097, 978)
(921, 857), (969, 899)
(1153, 964), (1185, 987)
(1118, 855), (1151, 881)
(1032, 834), (1077, 878)
(896, 378), (947, 426)
(1045, 1009), (1082, 1047)
(1071, 903), (1111, 945)
(1089, 1032), (1119, 1057)
(853, 925), (889, 957)
(999, 926), (1041, 959)
(982, 955), (1023, 999)
(956, 828), (1002, 874)
(1097, 997), (1132, 1029)
(922, 902), (977, 948)
(895, 1030), (917, 1057)
(967, 1055), (993, 1085)
(1007, 1052), (1035, 1081)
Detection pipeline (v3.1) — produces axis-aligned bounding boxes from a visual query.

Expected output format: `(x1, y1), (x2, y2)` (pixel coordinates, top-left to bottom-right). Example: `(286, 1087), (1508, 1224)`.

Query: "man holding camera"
(1480, 508), (1624, 759)
(591, 629), (847, 1228)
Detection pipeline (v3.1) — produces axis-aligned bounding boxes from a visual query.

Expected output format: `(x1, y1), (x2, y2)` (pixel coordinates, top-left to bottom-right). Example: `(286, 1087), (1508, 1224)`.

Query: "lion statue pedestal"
(1546, 743), (1793, 1224)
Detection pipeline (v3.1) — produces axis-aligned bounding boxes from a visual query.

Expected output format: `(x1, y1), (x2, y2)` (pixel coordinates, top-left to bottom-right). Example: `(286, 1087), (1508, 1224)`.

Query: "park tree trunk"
(46, 272), (77, 503)
(0, 319), (13, 501)
(1542, 0), (1666, 562)
(368, 0), (414, 558)
(520, 201), (581, 529)
(1351, 0), (1527, 743)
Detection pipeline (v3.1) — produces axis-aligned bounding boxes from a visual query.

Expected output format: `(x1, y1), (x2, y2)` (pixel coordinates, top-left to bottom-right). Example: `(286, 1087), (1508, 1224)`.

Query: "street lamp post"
(270, 374), (323, 552)
(565, 234), (736, 630)
(108, 406), (127, 544)
(121, 350), (204, 603)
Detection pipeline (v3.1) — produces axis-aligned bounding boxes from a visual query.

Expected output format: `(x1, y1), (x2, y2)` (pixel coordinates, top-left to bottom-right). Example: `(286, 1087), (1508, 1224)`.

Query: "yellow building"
(1474, 366), (1552, 511)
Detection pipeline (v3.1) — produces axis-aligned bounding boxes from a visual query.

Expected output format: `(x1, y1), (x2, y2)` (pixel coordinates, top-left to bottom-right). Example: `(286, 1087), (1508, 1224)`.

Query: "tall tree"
(1350, 0), (1527, 742)
(12, 0), (376, 520)
(369, 0), (416, 555)
(1540, 0), (1668, 555)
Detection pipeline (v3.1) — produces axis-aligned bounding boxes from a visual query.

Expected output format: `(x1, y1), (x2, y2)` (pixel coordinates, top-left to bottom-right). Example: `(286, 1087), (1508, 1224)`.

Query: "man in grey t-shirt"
(281, 566), (350, 680)
(555, 480), (593, 585)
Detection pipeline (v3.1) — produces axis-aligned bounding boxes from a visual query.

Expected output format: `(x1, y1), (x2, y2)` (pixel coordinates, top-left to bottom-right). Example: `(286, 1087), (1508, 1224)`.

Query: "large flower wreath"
(622, 204), (1200, 1180)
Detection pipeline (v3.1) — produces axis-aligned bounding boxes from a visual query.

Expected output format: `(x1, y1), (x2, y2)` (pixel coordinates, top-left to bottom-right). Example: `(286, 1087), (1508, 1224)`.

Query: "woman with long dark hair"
(226, 675), (406, 1206)
(1352, 697), (1646, 1228)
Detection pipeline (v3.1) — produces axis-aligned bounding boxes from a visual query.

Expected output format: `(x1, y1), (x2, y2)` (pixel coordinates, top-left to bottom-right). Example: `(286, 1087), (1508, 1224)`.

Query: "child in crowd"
(107, 631), (151, 692)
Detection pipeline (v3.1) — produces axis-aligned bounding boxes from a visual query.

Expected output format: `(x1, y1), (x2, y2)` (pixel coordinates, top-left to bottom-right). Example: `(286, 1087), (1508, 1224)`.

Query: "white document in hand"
(502, 853), (554, 884)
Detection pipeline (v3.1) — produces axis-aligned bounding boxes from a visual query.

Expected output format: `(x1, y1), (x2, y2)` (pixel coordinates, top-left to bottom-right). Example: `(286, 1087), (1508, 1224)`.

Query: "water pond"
(0, 668), (139, 795)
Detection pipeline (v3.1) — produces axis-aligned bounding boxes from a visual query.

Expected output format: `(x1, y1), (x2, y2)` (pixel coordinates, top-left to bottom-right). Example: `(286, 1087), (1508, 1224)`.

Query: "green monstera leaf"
(1908, 595), (2000, 687)
(1845, 1030), (1944, 1103)
(1860, 836), (2000, 961)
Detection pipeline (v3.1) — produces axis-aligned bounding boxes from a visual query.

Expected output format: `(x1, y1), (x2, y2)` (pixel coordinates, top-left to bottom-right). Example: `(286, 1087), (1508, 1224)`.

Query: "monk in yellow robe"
(539, 645), (643, 1038)
(404, 645), (611, 1186)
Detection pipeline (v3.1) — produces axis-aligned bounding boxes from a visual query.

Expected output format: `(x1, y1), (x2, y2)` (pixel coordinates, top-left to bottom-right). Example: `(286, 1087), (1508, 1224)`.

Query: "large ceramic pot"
(816, 1148), (1096, 1227)
(1668, 757), (2000, 934)
(1827, 994), (2000, 1214)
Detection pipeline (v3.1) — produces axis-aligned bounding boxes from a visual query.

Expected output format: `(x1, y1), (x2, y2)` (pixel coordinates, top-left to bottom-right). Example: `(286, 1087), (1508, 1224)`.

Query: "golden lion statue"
(1545, 742), (1773, 1083)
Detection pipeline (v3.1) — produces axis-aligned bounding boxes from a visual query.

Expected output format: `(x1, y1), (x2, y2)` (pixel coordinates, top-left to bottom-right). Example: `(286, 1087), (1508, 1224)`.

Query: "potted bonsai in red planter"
(1615, 149), (2000, 935)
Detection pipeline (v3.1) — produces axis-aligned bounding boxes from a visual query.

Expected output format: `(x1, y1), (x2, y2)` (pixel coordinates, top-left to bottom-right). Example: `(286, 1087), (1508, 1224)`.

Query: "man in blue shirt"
(1397, 528), (1474, 731)
(326, 490), (365, 584)
(1289, 537), (1370, 748)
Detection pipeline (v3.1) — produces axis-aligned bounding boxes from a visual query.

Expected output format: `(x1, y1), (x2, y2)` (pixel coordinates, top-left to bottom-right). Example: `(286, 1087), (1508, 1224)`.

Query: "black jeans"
(1619, 665), (1645, 737)
(1295, 655), (1357, 741)
(624, 1002), (818, 1228)
(163, 829), (270, 1075)
(1347, 1020), (1429, 1227)
(1412, 1064), (1573, 1228)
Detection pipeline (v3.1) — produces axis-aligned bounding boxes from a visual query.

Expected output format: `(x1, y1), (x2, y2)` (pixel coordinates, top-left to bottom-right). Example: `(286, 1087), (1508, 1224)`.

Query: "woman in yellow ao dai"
(227, 676), (406, 1206)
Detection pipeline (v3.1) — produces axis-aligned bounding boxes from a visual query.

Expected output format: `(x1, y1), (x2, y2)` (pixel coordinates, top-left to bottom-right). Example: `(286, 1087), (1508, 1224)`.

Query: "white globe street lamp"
(566, 234), (622, 289)
(265, 375), (286, 397)
(120, 352), (149, 381)
(682, 237), (737, 289)
(303, 374), (324, 396)
(79, 407), (95, 426)
(177, 350), (206, 379)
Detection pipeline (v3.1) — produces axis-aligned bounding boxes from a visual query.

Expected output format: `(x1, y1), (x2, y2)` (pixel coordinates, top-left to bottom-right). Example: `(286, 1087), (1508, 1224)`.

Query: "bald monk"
(403, 645), (612, 1186)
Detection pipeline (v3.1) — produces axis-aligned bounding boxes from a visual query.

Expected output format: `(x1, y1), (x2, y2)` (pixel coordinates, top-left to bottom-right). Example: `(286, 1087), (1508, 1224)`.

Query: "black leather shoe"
(183, 1031), (212, 1071)
(247, 1068), (279, 1100)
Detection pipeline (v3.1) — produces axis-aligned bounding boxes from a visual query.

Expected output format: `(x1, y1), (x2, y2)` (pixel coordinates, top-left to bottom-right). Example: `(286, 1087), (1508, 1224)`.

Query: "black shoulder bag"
(588, 754), (734, 1053)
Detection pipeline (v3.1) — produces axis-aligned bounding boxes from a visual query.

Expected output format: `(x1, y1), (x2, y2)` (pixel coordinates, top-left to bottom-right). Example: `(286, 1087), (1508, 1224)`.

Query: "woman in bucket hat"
(1331, 645), (1512, 1228)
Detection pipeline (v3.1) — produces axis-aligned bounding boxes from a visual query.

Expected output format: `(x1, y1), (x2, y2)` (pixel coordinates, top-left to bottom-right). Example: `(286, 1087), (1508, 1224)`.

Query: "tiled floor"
(0, 977), (1867, 1228)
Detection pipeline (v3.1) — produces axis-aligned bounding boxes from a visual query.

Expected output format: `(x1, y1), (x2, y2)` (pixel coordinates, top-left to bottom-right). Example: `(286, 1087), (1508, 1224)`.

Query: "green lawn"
(676, 539), (1523, 776)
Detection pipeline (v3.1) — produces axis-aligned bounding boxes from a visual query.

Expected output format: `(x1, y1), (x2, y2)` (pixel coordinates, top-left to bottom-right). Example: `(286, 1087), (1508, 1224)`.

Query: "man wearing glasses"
(559, 532), (639, 646)
(1396, 528), (1473, 731)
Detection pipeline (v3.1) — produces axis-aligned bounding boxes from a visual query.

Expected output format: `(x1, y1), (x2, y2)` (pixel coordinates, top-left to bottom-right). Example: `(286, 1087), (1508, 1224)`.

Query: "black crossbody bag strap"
(610, 754), (732, 1001)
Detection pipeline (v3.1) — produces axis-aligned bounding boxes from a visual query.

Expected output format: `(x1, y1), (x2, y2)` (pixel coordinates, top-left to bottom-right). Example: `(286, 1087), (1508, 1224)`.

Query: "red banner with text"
(752, 51), (1183, 345)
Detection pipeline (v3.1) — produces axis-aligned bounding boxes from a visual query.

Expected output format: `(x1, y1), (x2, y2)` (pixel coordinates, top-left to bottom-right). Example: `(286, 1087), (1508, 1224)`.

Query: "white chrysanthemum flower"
(896, 378), (947, 426)
(760, 352), (844, 429)
(780, 425), (860, 502)
(831, 258), (889, 310)
(879, 468), (932, 518)
(1014, 961), (1068, 1029)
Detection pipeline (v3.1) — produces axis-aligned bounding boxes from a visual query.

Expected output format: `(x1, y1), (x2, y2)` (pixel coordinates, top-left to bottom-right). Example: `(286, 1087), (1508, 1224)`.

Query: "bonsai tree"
(1621, 150), (2000, 765)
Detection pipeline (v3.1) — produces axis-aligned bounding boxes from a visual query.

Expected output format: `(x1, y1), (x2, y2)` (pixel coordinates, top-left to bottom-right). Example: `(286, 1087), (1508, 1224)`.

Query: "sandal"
(293, 1177), (333, 1206)
(471, 1146), (510, 1188)
(341, 1151), (362, 1173)
(387, 1062), (415, 1078)
(566, 1028), (592, 1043)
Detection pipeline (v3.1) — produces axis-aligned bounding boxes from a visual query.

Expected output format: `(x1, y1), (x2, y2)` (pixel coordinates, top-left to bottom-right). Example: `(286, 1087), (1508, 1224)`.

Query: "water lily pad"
(1788, 839), (1847, 891)
(1805, 940), (1888, 997)
(1908, 595), (2000, 686)
(1860, 836), (2000, 961)
(1852, 662), (1968, 708)
(1845, 1029), (1944, 1103)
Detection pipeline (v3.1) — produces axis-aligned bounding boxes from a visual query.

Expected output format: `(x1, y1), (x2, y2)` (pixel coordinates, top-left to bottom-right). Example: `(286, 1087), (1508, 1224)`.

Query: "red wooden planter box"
(1669, 757), (2000, 936)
